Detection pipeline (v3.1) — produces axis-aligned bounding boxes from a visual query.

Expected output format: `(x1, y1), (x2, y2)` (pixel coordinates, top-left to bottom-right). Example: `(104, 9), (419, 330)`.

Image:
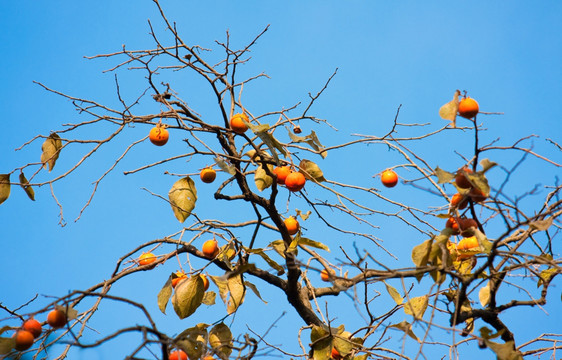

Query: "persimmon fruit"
(22, 319), (42, 339)
(455, 167), (473, 189)
(47, 309), (67, 329)
(456, 236), (480, 260)
(458, 218), (478, 237)
(149, 125), (169, 146)
(285, 171), (306, 192)
(14, 330), (34, 351)
(381, 170), (398, 188)
(469, 188), (487, 203)
(284, 216), (300, 235)
(230, 113), (249, 134)
(273, 166), (291, 185)
(445, 217), (460, 235)
(172, 271), (187, 288)
(320, 269), (332, 282)
(458, 97), (479, 119)
(200, 167), (217, 183)
(331, 346), (342, 360)
(139, 252), (157, 266)
(451, 193), (468, 210)
(202, 239), (219, 258)
(169, 350), (188, 360)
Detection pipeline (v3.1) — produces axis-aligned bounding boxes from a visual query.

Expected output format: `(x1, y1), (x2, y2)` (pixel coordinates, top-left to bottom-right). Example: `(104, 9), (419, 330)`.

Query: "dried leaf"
(172, 275), (205, 319)
(201, 291), (216, 305)
(168, 177), (197, 223)
(479, 283), (491, 307)
(288, 129), (327, 158)
(389, 320), (419, 342)
(299, 159), (326, 182)
(254, 164), (274, 191)
(40, 133), (63, 171)
(226, 275), (246, 314)
(0, 174), (10, 205)
(298, 237), (330, 252)
(268, 240), (286, 258)
(245, 281), (268, 304)
(157, 276), (173, 314)
(537, 268), (558, 287)
(434, 166), (455, 184)
(439, 90), (460, 127)
(530, 217), (553, 231)
(0, 337), (15, 355)
(484, 340), (524, 360)
(209, 323), (233, 358)
(311, 325), (331, 360)
(403, 295), (428, 319)
(18, 172), (35, 201)
(245, 248), (284, 275)
(176, 324), (208, 360)
(411, 239), (432, 268)
(214, 157), (236, 175)
(479, 158), (498, 173)
(296, 209), (312, 220)
(210, 275), (229, 304)
(384, 281), (404, 305)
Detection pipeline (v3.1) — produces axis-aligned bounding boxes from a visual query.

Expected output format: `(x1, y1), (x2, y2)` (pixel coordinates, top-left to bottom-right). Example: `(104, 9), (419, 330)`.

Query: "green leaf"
(19, 172), (35, 201)
(40, 132), (63, 171)
(157, 276), (173, 314)
(226, 275), (246, 314)
(209, 323), (233, 358)
(245, 281), (268, 304)
(0, 174), (10, 205)
(168, 177), (197, 223)
(403, 295), (428, 320)
(479, 158), (498, 173)
(0, 337), (15, 355)
(245, 248), (284, 275)
(434, 167), (455, 184)
(479, 283), (491, 307)
(389, 320), (419, 342)
(529, 217), (553, 231)
(384, 281), (403, 305)
(172, 275), (205, 319)
(299, 159), (326, 182)
(439, 89), (460, 126)
(298, 237), (330, 251)
(214, 156), (236, 175)
(288, 129), (327, 158)
(254, 164), (274, 191)
(484, 340), (524, 360)
(311, 325), (331, 360)
(201, 291), (216, 306)
(176, 324), (208, 360)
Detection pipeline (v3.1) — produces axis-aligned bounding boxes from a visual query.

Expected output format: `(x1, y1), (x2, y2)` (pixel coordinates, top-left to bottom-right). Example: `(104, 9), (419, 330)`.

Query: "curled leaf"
(168, 177), (197, 223)
(19, 172), (35, 201)
(298, 237), (330, 252)
(439, 90), (460, 127)
(288, 129), (327, 158)
(214, 157), (236, 175)
(157, 276), (173, 314)
(0, 174), (10, 206)
(41, 133), (63, 171)
(389, 320), (419, 342)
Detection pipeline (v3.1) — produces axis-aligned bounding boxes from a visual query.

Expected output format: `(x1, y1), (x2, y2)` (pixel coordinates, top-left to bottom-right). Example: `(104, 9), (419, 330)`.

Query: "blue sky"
(2, 2), (561, 360)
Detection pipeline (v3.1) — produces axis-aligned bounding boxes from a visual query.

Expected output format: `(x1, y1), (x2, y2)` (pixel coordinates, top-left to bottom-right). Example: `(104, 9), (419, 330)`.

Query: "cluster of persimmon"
(445, 216), (481, 260)
(169, 350), (215, 360)
(273, 165), (306, 192)
(11, 309), (68, 352)
(450, 166), (487, 209)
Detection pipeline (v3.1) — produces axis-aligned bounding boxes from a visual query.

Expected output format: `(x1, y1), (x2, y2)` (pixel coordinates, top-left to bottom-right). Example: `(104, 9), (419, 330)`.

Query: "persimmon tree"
(1, 2), (561, 360)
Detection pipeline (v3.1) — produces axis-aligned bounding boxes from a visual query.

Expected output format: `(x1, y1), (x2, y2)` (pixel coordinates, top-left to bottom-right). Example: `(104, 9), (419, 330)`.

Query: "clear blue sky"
(2, 2), (561, 360)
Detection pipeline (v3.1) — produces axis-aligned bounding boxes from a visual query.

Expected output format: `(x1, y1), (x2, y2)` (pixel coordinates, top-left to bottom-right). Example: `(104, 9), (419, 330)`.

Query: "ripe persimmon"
(320, 269), (332, 282)
(202, 239), (219, 258)
(201, 274), (210, 291)
(149, 124), (169, 146)
(458, 218), (478, 237)
(285, 172), (306, 192)
(273, 166), (291, 185)
(200, 167), (217, 183)
(14, 330), (34, 351)
(331, 346), (342, 360)
(458, 97), (479, 119)
(456, 236), (479, 260)
(172, 271), (187, 288)
(381, 170), (398, 188)
(284, 216), (300, 235)
(450, 193), (468, 210)
(455, 167), (473, 189)
(22, 318), (42, 339)
(47, 309), (67, 329)
(230, 113), (249, 134)
(469, 188), (487, 203)
(169, 350), (188, 360)
(445, 217), (460, 235)
(138, 252), (157, 266)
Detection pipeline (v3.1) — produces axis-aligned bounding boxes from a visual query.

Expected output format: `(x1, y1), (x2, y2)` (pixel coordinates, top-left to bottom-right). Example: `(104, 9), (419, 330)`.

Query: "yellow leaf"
(439, 90), (460, 127)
